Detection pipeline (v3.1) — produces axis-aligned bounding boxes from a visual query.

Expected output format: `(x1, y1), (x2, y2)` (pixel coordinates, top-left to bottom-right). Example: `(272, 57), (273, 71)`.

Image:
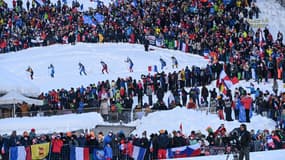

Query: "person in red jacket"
(241, 93), (253, 123)
(51, 134), (63, 160)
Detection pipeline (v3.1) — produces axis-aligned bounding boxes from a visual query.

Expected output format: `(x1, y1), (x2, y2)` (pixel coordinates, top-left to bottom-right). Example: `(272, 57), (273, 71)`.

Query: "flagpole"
(8, 147), (10, 160)
(222, 79), (229, 90)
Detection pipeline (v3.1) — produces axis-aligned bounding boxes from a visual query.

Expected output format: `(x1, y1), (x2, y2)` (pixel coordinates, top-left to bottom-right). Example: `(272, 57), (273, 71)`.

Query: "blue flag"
(93, 149), (105, 160)
(35, 0), (44, 6)
(83, 15), (96, 26)
(94, 13), (104, 24)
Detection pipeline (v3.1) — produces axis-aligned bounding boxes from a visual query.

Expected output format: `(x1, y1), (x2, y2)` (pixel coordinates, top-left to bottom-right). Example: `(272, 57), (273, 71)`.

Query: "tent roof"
(0, 90), (43, 106)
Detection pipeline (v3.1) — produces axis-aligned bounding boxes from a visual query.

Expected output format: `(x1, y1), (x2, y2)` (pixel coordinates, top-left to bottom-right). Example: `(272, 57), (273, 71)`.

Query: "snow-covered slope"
(256, 0), (285, 39)
(0, 43), (208, 93)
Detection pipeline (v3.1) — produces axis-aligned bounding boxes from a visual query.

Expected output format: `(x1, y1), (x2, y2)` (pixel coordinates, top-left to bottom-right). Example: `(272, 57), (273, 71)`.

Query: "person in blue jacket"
(159, 58), (166, 70)
(78, 62), (87, 75)
(48, 64), (55, 78)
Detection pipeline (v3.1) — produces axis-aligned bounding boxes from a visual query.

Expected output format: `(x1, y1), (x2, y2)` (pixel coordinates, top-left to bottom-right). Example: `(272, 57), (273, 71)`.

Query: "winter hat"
(206, 126), (213, 133)
(31, 128), (36, 132)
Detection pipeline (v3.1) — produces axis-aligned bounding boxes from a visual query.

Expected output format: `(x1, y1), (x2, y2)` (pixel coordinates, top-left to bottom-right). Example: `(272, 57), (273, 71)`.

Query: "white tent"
(0, 90), (43, 117)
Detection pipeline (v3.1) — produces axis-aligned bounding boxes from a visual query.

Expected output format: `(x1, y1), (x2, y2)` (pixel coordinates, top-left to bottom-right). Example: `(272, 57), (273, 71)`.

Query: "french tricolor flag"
(70, 147), (90, 160)
(229, 37), (234, 48)
(174, 40), (179, 49)
(9, 146), (31, 160)
(203, 49), (210, 59)
(130, 145), (146, 160)
(181, 43), (189, 52)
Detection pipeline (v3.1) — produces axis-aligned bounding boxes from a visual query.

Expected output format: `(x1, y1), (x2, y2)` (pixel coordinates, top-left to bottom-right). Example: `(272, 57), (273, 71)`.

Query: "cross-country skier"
(78, 62), (87, 75)
(26, 66), (34, 80)
(171, 56), (178, 68)
(48, 64), (55, 78)
(125, 57), (134, 72)
(159, 57), (166, 70)
(100, 61), (108, 74)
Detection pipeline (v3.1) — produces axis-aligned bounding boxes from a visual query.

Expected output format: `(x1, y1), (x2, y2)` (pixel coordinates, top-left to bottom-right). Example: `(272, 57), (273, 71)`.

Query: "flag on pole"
(220, 82), (227, 95)
(229, 37), (234, 48)
(179, 122), (183, 133)
(217, 70), (238, 89)
(259, 31), (264, 53)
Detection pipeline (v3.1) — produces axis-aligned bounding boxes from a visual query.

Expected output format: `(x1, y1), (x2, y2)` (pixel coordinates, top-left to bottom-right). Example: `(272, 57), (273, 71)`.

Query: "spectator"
(238, 124), (251, 160)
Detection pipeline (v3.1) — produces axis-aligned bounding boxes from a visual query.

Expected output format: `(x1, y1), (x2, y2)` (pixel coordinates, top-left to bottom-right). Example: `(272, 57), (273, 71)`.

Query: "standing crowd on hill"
(0, 0), (283, 57)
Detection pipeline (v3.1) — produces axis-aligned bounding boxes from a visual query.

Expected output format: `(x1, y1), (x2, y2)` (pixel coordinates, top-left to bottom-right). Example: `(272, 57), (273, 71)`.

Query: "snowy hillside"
(0, 43), (208, 94)
(257, 0), (285, 39)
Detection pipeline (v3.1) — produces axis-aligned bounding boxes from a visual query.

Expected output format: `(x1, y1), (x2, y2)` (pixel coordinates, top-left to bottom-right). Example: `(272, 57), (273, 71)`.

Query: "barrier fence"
(5, 141), (285, 160)
(0, 105), (215, 122)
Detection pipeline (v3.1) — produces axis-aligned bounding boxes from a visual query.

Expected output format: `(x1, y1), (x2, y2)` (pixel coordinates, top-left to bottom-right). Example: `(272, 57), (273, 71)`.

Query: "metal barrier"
(0, 106), (156, 123)
(5, 141), (283, 160)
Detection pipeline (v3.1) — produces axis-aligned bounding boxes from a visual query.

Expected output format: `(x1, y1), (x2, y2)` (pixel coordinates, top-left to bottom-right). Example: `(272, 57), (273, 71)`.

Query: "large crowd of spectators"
(0, 0), (283, 127)
(0, 124), (284, 159)
(0, 0), (283, 57)
(0, 0), (285, 159)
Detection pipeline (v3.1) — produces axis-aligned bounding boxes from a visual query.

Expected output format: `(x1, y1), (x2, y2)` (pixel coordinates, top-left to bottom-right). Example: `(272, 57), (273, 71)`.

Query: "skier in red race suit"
(100, 61), (108, 74)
